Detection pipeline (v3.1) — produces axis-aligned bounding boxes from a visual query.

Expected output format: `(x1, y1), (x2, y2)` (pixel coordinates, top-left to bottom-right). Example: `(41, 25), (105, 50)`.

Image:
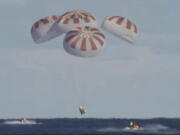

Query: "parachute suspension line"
(72, 64), (87, 116)
(71, 64), (84, 106)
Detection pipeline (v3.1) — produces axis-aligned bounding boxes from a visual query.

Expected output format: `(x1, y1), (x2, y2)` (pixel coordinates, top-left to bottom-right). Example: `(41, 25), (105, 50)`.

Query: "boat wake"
(123, 126), (143, 130)
(142, 124), (169, 131)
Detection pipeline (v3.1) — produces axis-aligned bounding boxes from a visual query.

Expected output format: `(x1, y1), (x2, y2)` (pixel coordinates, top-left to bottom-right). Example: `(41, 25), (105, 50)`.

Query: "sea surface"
(0, 118), (180, 135)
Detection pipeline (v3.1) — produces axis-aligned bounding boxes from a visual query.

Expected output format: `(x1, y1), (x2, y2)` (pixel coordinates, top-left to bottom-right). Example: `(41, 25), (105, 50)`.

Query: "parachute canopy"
(79, 106), (86, 115)
(31, 11), (139, 58)
(31, 15), (62, 44)
(101, 16), (139, 43)
(63, 26), (106, 57)
(53, 10), (97, 33)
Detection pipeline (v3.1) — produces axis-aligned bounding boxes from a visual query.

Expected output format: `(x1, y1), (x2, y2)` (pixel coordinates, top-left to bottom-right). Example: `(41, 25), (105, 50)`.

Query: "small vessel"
(3, 117), (37, 125)
(19, 117), (28, 123)
(129, 121), (141, 130)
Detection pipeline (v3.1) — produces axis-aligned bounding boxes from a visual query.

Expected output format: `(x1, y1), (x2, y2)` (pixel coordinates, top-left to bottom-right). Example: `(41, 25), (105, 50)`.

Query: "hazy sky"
(0, 0), (180, 119)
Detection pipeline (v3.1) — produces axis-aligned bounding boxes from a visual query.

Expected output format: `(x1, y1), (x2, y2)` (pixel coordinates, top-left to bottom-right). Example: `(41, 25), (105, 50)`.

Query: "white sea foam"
(143, 124), (169, 131)
(98, 127), (123, 132)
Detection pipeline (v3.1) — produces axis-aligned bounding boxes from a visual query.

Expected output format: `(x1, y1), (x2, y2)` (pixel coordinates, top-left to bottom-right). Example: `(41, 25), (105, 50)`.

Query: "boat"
(129, 121), (141, 130)
(3, 117), (37, 125)
(19, 117), (30, 124)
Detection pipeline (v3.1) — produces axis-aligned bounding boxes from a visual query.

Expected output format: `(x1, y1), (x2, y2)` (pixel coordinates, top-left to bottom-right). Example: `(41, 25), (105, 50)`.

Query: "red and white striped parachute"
(53, 10), (97, 33)
(31, 12), (139, 57)
(63, 26), (105, 57)
(31, 15), (61, 44)
(101, 16), (139, 43)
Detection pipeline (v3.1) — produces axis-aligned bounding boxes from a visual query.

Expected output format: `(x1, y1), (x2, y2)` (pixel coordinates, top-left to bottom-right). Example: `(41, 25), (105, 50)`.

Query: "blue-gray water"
(0, 118), (180, 135)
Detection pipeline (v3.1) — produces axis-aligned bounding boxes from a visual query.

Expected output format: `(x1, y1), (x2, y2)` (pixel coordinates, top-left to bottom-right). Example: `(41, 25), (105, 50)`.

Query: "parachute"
(31, 10), (140, 117)
(31, 12), (139, 56)
(79, 106), (86, 115)
(101, 16), (139, 43)
(63, 26), (105, 57)
(52, 10), (97, 33)
(31, 15), (62, 44)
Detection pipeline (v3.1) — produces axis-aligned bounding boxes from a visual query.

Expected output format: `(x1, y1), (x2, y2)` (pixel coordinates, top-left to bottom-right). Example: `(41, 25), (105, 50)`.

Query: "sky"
(0, 0), (180, 119)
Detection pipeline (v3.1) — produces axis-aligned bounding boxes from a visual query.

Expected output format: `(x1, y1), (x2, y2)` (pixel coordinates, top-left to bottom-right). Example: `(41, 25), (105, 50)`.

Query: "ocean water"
(0, 118), (180, 135)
